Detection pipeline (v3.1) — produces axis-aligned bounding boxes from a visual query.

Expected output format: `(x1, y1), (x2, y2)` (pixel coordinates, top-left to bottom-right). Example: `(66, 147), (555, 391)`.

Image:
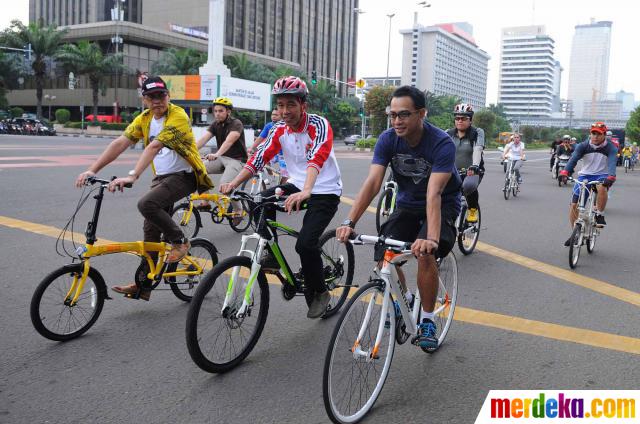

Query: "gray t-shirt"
(449, 127), (485, 169)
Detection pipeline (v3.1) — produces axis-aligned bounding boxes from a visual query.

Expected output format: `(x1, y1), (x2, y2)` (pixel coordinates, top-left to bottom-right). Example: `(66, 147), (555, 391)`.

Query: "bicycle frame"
(66, 179), (208, 306)
(574, 179), (599, 231)
(383, 180), (398, 212)
(177, 192), (238, 225)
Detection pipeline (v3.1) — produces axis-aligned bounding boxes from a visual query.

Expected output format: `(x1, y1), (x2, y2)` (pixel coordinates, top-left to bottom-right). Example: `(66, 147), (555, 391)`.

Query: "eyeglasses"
(144, 92), (168, 101)
(387, 110), (419, 121)
(454, 116), (470, 121)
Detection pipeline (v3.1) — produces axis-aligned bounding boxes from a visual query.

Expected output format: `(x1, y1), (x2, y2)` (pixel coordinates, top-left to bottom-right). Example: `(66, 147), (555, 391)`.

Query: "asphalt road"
(1, 135), (639, 424)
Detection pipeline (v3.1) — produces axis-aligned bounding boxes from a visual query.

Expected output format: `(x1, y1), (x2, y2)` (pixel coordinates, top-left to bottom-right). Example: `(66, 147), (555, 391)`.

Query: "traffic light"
(359, 107), (364, 118)
(311, 70), (317, 85)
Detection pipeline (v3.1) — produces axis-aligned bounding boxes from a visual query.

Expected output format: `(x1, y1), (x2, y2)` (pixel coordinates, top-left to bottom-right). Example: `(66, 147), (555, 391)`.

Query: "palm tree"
(151, 48), (206, 75)
(224, 54), (260, 80)
(308, 80), (337, 113)
(56, 41), (124, 117)
(1, 19), (67, 119)
(0, 51), (23, 108)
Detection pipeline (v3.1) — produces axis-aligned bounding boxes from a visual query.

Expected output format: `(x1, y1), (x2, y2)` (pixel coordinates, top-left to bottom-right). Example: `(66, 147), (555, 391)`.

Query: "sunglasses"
(454, 116), (470, 121)
(144, 92), (168, 101)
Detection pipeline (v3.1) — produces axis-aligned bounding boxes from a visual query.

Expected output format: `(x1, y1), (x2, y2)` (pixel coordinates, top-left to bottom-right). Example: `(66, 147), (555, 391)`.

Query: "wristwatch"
(341, 219), (355, 229)
(128, 169), (138, 180)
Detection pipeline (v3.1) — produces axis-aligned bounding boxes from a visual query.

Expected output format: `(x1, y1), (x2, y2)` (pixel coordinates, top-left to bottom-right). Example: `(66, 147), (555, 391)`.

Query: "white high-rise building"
(567, 20), (612, 119)
(498, 26), (558, 119)
(400, 22), (490, 109)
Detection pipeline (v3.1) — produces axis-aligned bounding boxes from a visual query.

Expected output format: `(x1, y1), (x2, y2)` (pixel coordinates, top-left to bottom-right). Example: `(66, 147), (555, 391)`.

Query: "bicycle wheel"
(171, 202), (201, 239)
(375, 188), (394, 234)
(185, 256), (269, 373)
(166, 238), (218, 302)
(457, 205), (480, 255)
(512, 183), (518, 197)
(31, 264), (106, 341)
(323, 281), (395, 424)
(319, 229), (355, 318)
(551, 165), (558, 180)
(503, 179), (511, 200)
(569, 223), (582, 269)
(586, 226), (597, 253)
(423, 252), (458, 353)
(624, 160), (629, 173)
(227, 201), (252, 233)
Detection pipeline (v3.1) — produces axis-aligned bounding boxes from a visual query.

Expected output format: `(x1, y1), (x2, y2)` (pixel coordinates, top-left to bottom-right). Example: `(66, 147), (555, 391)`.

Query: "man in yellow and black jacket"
(75, 76), (213, 300)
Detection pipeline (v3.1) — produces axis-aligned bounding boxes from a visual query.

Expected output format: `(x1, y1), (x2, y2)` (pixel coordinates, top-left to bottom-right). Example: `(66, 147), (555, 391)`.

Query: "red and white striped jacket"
(245, 112), (342, 196)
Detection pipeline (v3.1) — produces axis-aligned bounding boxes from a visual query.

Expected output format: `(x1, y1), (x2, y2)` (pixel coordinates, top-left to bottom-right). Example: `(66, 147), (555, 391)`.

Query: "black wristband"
(427, 238), (439, 246)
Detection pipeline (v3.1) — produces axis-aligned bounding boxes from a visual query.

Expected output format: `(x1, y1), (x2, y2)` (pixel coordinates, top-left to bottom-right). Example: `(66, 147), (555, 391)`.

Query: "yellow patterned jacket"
(123, 103), (213, 192)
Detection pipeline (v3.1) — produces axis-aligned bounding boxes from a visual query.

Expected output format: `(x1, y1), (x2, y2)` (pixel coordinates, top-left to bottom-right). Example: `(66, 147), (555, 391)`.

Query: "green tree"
(494, 115), (512, 138)
(364, 85), (394, 136)
(473, 110), (496, 139)
(427, 114), (451, 131)
(424, 91), (443, 116)
(151, 47), (206, 75)
(307, 80), (337, 113)
(56, 41), (124, 117)
(271, 65), (303, 79)
(625, 106), (640, 143)
(438, 95), (462, 116)
(1, 19), (67, 119)
(0, 51), (23, 108)
(55, 108), (70, 124)
(520, 125), (536, 143)
(326, 101), (357, 138)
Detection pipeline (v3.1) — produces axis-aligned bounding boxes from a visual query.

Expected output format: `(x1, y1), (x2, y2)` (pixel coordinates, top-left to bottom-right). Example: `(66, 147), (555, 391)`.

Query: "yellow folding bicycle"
(171, 191), (251, 238)
(30, 176), (218, 341)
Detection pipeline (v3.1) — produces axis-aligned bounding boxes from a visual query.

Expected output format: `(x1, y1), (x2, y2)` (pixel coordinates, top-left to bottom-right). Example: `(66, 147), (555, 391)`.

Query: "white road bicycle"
(567, 177), (601, 269)
(502, 159), (522, 200)
(322, 234), (458, 424)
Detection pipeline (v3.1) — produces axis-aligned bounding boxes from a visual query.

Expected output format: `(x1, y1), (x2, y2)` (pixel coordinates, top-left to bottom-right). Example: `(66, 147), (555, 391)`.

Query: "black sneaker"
(595, 214), (606, 228)
(564, 237), (572, 247)
(307, 291), (331, 319)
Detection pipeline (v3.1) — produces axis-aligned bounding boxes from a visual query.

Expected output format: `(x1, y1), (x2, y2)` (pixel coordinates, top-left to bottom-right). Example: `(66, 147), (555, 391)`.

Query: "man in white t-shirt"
(501, 132), (526, 183)
(75, 76), (212, 300)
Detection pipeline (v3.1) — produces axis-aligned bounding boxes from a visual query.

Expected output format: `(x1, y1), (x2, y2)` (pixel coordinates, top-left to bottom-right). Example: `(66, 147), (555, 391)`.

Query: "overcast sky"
(3, 0), (638, 105)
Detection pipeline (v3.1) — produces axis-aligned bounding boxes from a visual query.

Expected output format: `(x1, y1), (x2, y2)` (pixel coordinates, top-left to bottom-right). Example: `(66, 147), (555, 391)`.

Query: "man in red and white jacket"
(220, 76), (342, 319)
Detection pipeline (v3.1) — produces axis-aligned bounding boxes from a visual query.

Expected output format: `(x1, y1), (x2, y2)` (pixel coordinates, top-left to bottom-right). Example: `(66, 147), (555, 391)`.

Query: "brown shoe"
(167, 240), (191, 263)
(112, 283), (151, 301)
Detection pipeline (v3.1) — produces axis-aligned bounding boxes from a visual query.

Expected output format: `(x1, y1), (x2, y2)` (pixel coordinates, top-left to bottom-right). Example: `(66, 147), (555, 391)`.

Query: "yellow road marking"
(3, 214), (640, 355)
(476, 242), (640, 308)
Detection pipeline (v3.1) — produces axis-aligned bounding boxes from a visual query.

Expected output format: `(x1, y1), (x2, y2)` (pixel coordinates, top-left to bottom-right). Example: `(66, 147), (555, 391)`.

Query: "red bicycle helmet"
(272, 76), (308, 99)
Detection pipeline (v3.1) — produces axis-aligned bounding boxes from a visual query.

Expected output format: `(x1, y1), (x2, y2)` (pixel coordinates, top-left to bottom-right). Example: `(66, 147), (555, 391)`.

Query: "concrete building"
(583, 99), (623, 121)
(498, 25), (558, 119)
(29, 0), (359, 95)
(608, 90), (635, 119)
(567, 20), (612, 119)
(400, 22), (490, 109)
(362, 76), (401, 88)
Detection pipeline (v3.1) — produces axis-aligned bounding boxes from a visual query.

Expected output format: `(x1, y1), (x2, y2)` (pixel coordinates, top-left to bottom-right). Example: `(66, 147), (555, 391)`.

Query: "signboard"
(157, 75), (271, 111)
(200, 75), (217, 101)
(347, 78), (356, 88)
(218, 76), (271, 111)
(356, 79), (366, 89)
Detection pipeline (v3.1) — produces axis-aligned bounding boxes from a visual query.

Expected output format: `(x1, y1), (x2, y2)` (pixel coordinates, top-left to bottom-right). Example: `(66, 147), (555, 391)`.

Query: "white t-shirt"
(505, 141), (525, 160)
(149, 116), (192, 175)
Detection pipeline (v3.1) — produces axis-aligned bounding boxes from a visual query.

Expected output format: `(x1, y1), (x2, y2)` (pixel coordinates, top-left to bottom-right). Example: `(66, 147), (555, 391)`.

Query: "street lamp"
(385, 13), (395, 87)
(44, 94), (56, 121)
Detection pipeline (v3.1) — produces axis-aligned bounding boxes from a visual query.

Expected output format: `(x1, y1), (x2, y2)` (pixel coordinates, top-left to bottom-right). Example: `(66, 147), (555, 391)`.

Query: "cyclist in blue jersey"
(336, 85), (461, 350)
(560, 122), (617, 246)
(248, 109), (289, 183)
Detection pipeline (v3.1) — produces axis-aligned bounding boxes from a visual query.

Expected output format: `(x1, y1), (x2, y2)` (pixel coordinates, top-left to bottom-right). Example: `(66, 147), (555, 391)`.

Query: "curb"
(58, 133), (112, 139)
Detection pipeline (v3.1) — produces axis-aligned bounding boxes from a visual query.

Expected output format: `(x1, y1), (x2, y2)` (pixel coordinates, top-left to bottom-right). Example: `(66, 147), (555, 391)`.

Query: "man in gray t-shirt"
(446, 103), (484, 223)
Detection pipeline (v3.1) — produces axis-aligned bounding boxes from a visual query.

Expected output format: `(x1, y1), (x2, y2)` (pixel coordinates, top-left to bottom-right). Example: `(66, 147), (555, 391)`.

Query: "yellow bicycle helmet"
(213, 97), (233, 109)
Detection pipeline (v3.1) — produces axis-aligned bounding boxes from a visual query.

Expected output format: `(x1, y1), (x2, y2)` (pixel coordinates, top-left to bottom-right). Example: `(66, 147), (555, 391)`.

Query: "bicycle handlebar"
(86, 176), (133, 188)
(350, 234), (413, 251)
(567, 177), (601, 186)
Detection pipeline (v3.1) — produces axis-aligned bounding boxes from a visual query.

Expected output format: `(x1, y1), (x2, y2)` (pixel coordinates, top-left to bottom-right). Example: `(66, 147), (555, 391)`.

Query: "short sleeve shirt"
(207, 117), (247, 161)
(372, 122), (461, 213)
(259, 122), (275, 139)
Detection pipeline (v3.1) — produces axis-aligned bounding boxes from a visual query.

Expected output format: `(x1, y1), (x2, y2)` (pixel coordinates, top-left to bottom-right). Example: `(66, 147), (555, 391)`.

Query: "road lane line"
(339, 195), (640, 308)
(475, 241), (640, 308)
(3, 214), (640, 356)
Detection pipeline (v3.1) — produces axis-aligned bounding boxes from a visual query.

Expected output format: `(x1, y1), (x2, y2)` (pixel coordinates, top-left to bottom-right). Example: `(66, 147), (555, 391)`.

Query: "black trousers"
(260, 183), (340, 294)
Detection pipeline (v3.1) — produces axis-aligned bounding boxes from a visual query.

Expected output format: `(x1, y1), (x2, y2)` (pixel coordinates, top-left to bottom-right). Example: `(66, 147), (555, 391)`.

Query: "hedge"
(355, 138), (377, 149)
(55, 109), (71, 124)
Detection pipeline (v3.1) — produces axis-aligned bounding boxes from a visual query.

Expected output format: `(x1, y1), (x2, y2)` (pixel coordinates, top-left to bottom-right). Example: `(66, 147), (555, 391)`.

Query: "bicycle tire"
(503, 179), (511, 200)
(171, 202), (201, 239)
(318, 229), (355, 318)
(512, 183), (518, 197)
(185, 255), (269, 373)
(227, 201), (252, 233)
(569, 223), (582, 269)
(457, 205), (480, 255)
(375, 188), (395, 234)
(586, 226), (597, 253)
(323, 281), (395, 424)
(31, 264), (106, 341)
(166, 238), (218, 302)
(422, 252), (458, 353)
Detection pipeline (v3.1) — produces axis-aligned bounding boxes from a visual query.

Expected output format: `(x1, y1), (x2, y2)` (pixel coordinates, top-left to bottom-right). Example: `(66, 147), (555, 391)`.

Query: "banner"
(218, 76), (271, 111)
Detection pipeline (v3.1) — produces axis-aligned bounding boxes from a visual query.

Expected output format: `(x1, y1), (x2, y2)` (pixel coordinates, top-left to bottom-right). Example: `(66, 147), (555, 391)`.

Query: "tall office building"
(498, 26), (558, 119)
(400, 22), (489, 109)
(567, 20), (612, 119)
(29, 0), (358, 93)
